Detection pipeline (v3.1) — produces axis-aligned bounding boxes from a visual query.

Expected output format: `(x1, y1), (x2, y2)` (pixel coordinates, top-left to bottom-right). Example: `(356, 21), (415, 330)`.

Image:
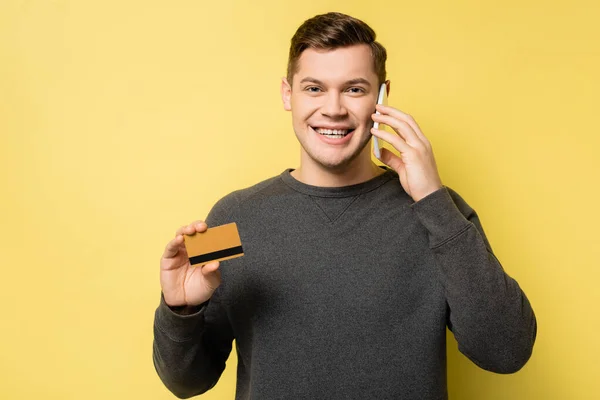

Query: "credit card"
(184, 222), (244, 266)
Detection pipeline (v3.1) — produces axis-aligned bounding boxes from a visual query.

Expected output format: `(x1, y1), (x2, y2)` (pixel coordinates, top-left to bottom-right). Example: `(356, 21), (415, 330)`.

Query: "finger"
(194, 221), (208, 233)
(371, 127), (410, 153)
(176, 220), (207, 236)
(182, 223), (198, 235)
(372, 113), (421, 147)
(163, 235), (184, 259)
(375, 105), (429, 144)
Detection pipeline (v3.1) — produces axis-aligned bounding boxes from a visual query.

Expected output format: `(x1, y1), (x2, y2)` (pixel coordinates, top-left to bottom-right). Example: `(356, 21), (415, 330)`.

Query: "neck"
(291, 148), (385, 187)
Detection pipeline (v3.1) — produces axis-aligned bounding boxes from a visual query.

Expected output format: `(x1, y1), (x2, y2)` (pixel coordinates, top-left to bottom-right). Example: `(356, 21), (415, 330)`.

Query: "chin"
(322, 140), (371, 168)
(311, 151), (362, 172)
(317, 159), (349, 171)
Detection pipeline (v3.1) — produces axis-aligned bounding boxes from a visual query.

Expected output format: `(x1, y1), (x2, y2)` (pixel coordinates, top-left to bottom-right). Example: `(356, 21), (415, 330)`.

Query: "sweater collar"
(280, 167), (396, 198)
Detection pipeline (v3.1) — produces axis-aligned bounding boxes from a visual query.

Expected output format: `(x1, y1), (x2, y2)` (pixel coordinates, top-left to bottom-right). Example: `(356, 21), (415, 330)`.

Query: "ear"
(385, 79), (391, 96)
(281, 77), (292, 111)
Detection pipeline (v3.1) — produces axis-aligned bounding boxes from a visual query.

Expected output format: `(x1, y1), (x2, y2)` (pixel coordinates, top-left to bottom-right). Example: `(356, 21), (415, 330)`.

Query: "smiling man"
(283, 45), (385, 186)
(153, 12), (537, 400)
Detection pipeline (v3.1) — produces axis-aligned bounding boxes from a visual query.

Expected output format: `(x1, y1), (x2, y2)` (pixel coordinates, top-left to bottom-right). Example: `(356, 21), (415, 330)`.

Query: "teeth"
(316, 128), (348, 135)
(315, 128), (350, 138)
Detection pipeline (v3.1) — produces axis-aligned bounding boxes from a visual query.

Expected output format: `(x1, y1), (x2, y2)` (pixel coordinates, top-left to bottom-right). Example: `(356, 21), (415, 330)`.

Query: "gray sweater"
(153, 168), (536, 399)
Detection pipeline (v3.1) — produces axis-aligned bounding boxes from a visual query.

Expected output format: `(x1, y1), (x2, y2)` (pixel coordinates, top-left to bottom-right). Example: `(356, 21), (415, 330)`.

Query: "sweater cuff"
(410, 186), (471, 247)
(155, 292), (208, 341)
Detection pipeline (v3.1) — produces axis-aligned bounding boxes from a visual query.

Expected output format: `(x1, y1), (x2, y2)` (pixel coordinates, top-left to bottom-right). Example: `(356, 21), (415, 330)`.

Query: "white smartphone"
(372, 82), (388, 159)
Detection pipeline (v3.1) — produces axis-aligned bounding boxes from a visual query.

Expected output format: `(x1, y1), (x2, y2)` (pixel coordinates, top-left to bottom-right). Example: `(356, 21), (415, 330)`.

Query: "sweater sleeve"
(411, 186), (537, 373)
(152, 193), (239, 398)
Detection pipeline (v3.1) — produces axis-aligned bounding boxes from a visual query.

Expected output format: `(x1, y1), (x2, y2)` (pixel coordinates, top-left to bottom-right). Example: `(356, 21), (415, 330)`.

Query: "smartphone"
(372, 82), (388, 159)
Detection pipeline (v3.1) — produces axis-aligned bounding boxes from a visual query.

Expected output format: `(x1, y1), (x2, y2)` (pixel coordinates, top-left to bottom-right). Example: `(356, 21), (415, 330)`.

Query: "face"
(281, 44), (384, 172)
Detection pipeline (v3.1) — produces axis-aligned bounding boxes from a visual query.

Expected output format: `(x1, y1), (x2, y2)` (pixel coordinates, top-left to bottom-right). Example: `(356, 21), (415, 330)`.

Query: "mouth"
(311, 126), (356, 139)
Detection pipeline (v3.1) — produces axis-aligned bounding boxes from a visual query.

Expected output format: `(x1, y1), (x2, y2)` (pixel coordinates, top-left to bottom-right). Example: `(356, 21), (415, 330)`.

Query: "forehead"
(295, 44), (378, 85)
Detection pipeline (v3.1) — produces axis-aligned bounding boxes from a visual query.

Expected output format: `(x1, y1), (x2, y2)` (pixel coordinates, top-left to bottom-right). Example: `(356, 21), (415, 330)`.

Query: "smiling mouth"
(312, 127), (356, 139)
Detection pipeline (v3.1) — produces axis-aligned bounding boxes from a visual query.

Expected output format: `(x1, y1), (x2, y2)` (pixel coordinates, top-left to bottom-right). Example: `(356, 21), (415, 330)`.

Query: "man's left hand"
(371, 104), (443, 202)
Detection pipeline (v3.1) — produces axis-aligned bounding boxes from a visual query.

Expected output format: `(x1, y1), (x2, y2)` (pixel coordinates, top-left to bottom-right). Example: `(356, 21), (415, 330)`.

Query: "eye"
(305, 86), (322, 93)
(347, 87), (366, 94)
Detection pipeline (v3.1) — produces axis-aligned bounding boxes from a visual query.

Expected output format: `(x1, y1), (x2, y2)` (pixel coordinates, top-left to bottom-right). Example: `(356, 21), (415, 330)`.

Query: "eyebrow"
(299, 77), (372, 86)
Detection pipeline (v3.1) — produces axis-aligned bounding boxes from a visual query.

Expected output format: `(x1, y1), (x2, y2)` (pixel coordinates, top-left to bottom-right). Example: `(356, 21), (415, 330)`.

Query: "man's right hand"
(160, 220), (221, 307)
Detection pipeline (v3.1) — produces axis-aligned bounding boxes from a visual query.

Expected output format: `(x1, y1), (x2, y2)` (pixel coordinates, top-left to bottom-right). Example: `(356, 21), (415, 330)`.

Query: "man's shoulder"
(231, 171), (290, 203)
(213, 170), (291, 209)
(206, 171), (289, 225)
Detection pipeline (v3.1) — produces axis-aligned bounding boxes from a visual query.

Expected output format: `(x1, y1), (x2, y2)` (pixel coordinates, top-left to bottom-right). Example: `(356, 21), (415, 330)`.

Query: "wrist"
(167, 303), (206, 315)
(413, 184), (443, 203)
(161, 292), (208, 315)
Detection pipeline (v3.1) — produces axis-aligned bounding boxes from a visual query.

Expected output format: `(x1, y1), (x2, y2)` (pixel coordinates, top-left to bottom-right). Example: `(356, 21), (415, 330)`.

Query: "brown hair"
(287, 12), (387, 87)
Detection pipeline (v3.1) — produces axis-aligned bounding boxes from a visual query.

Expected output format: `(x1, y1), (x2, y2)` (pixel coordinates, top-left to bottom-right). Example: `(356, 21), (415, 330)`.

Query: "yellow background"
(1, 0), (599, 398)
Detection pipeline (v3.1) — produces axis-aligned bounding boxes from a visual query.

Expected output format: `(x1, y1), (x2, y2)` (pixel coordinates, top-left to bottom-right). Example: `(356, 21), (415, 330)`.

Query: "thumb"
(380, 147), (406, 174)
(201, 261), (220, 274)
(381, 148), (410, 196)
(201, 261), (222, 289)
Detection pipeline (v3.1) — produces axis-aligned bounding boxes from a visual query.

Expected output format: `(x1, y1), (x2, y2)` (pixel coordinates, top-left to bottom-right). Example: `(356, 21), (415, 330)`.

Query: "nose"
(321, 92), (348, 118)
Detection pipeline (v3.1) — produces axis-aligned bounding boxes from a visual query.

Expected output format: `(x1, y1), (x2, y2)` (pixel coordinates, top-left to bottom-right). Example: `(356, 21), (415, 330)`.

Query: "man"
(153, 12), (536, 400)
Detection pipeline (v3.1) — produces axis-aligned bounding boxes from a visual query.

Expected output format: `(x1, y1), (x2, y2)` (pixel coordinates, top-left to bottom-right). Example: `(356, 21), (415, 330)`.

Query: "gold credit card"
(184, 222), (244, 266)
